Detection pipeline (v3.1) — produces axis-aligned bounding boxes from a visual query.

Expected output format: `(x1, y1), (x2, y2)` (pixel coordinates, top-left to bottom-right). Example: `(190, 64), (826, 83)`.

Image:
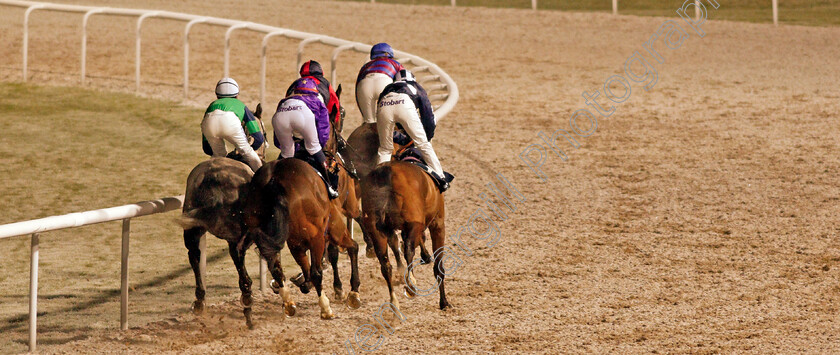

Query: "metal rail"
(0, 1), (460, 352)
(1, 0), (459, 119)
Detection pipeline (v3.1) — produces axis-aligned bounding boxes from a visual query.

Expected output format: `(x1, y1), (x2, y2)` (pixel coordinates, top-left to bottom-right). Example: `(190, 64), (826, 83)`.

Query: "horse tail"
(365, 165), (400, 230)
(266, 181), (291, 246)
(178, 178), (226, 230)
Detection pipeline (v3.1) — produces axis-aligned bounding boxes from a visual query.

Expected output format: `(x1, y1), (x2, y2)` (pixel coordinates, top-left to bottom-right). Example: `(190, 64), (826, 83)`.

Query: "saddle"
(225, 151), (254, 167)
(394, 145), (454, 192)
(293, 146), (339, 188)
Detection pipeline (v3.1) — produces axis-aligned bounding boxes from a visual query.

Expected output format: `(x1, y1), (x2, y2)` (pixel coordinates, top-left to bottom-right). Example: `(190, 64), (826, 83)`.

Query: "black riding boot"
(313, 151), (339, 199)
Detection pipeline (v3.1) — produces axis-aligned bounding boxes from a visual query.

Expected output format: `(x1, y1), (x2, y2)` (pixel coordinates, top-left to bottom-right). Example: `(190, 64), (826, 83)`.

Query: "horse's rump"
(180, 158), (253, 233)
(363, 164), (403, 231)
(346, 122), (379, 179)
(242, 160), (293, 253)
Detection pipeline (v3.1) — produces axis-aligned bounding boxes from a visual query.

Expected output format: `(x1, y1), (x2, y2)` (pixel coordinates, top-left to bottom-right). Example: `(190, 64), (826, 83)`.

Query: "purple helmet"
(292, 78), (319, 95)
(370, 43), (394, 59)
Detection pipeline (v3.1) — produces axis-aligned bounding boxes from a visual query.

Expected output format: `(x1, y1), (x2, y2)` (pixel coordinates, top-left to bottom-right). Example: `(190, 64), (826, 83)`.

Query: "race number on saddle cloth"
(285, 60), (342, 130)
(201, 77), (265, 173)
(376, 69), (454, 192)
(355, 43), (405, 124)
(272, 78), (338, 199)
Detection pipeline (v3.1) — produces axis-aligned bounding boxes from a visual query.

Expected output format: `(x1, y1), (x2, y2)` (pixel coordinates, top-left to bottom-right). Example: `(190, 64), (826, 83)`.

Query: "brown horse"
(361, 160), (451, 312)
(179, 157), (257, 327)
(347, 123), (432, 278)
(244, 158), (361, 319)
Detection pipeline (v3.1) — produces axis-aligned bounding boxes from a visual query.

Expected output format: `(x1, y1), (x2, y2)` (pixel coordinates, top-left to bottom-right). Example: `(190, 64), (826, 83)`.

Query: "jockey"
(285, 60), (342, 131)
(273, 78), (339, 199)
(376, 69), (452, 192)
(201, 77), (265, 173)
(355, 42), (404, 124)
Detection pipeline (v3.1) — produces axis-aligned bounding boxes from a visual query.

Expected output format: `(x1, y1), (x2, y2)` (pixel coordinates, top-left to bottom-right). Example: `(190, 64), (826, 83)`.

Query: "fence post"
(330, 44), (354, 89)
(532, 0), (537, 10)
(184, 18), (207, 101)
(297, 37), (322, 73)
(81, 8), (104, 85)
(135, 12), (160, 93)
(224, 23), (249, 78)
(694, 0), (698, 20)
(22, 5), (45, 82)
(120, 218), (130, 330)
(772, 0), (778, 25)
(612, 0), (617, 15)
(451, 0), (456, 6)
(29, 233), (40, 352)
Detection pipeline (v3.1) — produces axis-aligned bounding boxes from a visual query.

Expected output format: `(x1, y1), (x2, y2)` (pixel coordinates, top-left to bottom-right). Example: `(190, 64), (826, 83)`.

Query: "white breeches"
(201, 109), (263, 172)
(272, 99), (321, 158)
(355, 72), (393, 124)
(376, 93), (444, 176)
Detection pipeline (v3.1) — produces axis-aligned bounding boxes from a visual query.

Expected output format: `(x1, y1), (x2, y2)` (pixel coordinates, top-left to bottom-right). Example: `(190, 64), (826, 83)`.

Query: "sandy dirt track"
(2, 0), (840, 353)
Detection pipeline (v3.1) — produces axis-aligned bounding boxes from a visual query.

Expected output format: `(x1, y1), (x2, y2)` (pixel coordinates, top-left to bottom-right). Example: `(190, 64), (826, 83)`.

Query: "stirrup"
(433, 171), (454, 193)
(326, 184), (339, 199)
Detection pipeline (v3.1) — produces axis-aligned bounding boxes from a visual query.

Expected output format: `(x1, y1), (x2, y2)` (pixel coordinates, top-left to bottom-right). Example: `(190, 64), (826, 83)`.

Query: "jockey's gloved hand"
(336, 134), (348, 151)
(393, 131), (411, 146)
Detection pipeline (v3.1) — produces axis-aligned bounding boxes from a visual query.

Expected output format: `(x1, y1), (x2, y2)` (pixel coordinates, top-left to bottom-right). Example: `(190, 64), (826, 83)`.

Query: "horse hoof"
(347, 291), (362, 310)
(270, 279), (281, 294)
(420, 254), (432, 265)
(321, 310), (336, 320)
(440, 302), (453, 310)
(334, 289), (345, 302)
(192, 300), (205, 315)
(284, 302), (297, 317)
(241, 294), (253, 308)
(403, 286), (416, 299)
(365, 247), (376, 259)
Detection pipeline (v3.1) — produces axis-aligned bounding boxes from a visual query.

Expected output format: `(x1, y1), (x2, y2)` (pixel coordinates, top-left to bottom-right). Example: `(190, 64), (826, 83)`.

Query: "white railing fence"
(0, 196), (184, 351)
(1, 0), (460, 117)
(0, 1), (460, 352)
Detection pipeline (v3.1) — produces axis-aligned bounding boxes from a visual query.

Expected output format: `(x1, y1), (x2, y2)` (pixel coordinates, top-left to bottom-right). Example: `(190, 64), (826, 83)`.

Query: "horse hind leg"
(309, 238), (335, 320)
(184, 227), (207, 315)
(429, 219), (452, 310)
(330, 218), (362, 310)
(419, 232), (432, 265)
(388, 230), (406, 285)
(401, 223), (423, 298)
(327, 243), (344, 302)
(256, 242), (296, 317)
(358, 215), (377, 259)
(290, 245), (312, 294)
(345, 238), (362, 310)
(228, 240), (254, 329)
(370, 224), (400, 312)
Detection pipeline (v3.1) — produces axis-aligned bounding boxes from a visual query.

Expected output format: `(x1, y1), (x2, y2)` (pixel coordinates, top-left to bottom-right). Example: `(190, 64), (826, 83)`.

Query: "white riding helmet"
(395, 69), (415, 82)
(215, 77), (239, 98)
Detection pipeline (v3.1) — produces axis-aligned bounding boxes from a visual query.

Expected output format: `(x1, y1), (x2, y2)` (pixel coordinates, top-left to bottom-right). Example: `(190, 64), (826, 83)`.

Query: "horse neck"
(325, 124), (337, 154)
